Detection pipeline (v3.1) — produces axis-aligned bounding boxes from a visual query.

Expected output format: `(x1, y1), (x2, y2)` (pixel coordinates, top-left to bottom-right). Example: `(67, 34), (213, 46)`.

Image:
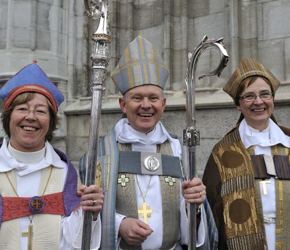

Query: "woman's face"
(238, 77), (274, 131)
(9, 93), (50, 152)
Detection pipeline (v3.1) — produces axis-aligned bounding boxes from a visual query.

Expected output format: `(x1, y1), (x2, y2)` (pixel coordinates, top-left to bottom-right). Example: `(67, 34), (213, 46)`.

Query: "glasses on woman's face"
(239, 90), (273, 102)
(14, 106), (49, 118)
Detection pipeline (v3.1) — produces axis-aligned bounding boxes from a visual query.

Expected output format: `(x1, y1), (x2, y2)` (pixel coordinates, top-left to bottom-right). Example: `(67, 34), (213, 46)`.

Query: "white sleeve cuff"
(196, 205), (205, 247)
(115, 212), (127, 248)
(71, 209), (102, 249)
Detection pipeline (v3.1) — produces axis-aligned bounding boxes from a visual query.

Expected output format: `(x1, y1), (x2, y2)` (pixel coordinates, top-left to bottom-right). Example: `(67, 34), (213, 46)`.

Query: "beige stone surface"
(0, 0), (290, 174)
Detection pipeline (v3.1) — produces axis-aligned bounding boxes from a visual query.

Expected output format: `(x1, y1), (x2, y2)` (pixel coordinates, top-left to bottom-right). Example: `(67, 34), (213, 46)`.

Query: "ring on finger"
(199, 192), (202, 198)
(92, 199), (97, 206)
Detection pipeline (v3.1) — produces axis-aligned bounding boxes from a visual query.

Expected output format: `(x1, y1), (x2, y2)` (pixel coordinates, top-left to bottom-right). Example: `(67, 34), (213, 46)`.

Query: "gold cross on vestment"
(118, 174), (130, 187)
(138, 202), (153, 224)
(31, 198), (43, 212)
(22, 223), (34, 250)
(164, 176), (176, 186)
(260, 179), (271, 195)
(118, 174), (130, 197)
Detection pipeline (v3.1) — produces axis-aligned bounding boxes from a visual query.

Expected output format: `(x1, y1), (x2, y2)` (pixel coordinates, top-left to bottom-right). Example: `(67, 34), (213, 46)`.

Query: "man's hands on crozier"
(182, 177), (206, 206)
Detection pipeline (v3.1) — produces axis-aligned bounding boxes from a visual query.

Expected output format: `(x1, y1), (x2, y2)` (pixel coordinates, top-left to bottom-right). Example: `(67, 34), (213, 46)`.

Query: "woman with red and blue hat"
(0, 61), (103, 250)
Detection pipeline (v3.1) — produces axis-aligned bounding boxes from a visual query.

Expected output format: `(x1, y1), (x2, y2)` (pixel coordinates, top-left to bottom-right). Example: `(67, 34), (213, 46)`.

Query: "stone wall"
(66, 92), (290, 172)
(66, 0), (290, 171)
(0, 0), (88, 152)
(0, 0), (290, 173)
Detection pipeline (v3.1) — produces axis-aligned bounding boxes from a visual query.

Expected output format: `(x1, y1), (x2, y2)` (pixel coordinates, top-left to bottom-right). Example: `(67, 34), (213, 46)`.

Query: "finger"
(182, 180), (190, 190)
(184, 181), (206, 194)
(188, 177), (203, 187)
(82, 198), (103, 212)
(183, 187), (203, 196)
(81, 194), (104, 205)
(134, 228), (152, 240)
(136, 220), (153, 231)
(78, 185), (87, 192)
(77, 190), (84, 196)
(77, 185), (87, 196)
(81, 192), (104, 200)
(81, 188), (104, 202)
(186, 191), (203, 199)
(82, 185), (103, 195)
(184, 191), (206, 204)
(81, 191), (104, 209)
(184, 189), (205, 199)
(133, 221), (152, 237)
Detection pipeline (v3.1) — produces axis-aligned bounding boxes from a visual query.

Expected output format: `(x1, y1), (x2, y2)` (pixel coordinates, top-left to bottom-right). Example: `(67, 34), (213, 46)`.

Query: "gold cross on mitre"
(22, 222), (34, 250)
(260, 179), (271, 195)
(138, 202), (153, 224)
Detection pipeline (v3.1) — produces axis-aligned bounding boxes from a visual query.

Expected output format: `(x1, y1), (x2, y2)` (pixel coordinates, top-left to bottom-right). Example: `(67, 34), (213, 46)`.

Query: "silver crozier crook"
(183, 35), (229, 250)
(82, 1), (111, 249)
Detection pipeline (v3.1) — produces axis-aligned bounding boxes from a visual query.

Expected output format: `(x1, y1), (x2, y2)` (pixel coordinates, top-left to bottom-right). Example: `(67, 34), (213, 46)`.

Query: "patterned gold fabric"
(223, 58), (280, 100)
(203, 125), (290, 250)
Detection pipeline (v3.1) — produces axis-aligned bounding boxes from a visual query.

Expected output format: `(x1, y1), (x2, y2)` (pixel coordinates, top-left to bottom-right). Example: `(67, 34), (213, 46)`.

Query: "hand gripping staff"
(82, 1), (111, 249)
(183, 36), (229, 250)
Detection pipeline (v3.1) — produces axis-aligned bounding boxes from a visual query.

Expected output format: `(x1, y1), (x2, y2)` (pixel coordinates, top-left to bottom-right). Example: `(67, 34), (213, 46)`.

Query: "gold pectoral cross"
(260, 179), (271, 195)
(22, 222), (34, 250)
(138, 202), (153, 224)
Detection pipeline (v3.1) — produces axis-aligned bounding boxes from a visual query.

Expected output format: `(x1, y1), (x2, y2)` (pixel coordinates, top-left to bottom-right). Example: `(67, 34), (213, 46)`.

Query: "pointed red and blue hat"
(0, 61), (64, 112)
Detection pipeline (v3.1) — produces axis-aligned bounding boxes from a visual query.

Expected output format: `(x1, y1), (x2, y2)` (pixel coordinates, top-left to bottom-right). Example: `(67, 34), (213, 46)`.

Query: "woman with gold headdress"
(202, 58), (290, 250)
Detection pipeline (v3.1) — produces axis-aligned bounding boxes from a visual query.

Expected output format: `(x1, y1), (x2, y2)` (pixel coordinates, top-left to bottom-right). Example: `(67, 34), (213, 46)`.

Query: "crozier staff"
(0, 61), (104, 250)
(80, 35), (218, 250)
(203, 58), (290, 250)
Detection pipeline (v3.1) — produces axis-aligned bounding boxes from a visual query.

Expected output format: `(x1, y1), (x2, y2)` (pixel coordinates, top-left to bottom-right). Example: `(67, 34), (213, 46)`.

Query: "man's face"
(119, 85), (166, 133)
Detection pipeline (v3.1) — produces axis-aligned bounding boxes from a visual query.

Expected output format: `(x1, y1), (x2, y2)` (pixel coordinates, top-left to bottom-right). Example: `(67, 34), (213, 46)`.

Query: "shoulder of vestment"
(212, 124), (241, 151)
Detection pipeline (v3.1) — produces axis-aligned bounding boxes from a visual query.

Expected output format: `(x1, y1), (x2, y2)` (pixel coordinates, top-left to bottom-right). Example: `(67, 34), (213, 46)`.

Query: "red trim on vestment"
(2, 192), (65, 222)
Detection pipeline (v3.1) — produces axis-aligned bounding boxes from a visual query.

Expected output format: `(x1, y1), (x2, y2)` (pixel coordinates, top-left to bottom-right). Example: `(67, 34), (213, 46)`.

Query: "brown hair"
(1, 92), (60, 141)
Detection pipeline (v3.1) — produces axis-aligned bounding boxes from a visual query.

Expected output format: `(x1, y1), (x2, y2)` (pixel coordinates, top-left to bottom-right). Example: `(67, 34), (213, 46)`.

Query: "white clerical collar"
(115, 118), (170, 145)
(115, 118), (182, 157)
(127, 121), (156, 141)
(239, 118), (290, 149)
(0, 136), (65, 176)
(8, 142), (46, 164)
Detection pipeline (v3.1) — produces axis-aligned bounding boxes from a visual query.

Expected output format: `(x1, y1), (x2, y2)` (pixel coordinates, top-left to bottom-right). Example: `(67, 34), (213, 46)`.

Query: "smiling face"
(9, 93), (50, 152)
(119, 85), (166, 133)
(238, 77), (274, 131)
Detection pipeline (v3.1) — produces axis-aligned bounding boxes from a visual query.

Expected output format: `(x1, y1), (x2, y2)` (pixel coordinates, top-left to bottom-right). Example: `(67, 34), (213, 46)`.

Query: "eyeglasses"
(239, 91), (273, 102)
(14, 107), (49, 117)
